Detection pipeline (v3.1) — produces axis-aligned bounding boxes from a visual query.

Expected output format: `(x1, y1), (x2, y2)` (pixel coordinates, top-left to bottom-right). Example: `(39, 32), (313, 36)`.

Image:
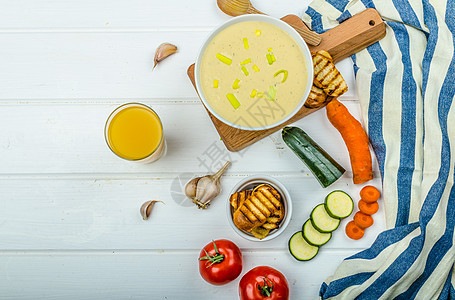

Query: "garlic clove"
(153, 43), (178, 69)
(140, 200), (164, 220)
(185, 177), (200, 200)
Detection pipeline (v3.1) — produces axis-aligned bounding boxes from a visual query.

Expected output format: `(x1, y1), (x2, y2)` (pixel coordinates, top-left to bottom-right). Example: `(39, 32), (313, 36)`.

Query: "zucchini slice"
(302, 219), (332, 246)
(282, 126), (345, 188)
(288, 231), (319, 261)
(310, 204), (340, 233)
(325, 190), (354, 219)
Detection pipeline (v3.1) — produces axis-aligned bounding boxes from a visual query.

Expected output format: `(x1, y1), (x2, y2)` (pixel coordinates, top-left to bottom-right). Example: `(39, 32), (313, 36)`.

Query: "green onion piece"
(268, 48), (273, 52)
(240, 58), (252, 65)
(241, 66), (249, 76)
(243, 38), (249, 49)
(232, 79), (240, 89)
(266, 53), (274, 65)
(255, 30), (261, 36)
(250, 89), (257, 98)
(274, 69), (288, 83)
(216, 53), (232, 65)
(271, 54), (276, 62)
(213, 79), (219, 88)
(253, 65), (260, 72)
(267, 86), (277, 101)
(226, 93), (241, 109)
(257, 92), (265, 98)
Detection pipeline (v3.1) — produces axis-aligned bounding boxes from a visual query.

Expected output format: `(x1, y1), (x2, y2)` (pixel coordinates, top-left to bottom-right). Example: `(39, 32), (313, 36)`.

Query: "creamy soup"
(199, 20), (308, 128)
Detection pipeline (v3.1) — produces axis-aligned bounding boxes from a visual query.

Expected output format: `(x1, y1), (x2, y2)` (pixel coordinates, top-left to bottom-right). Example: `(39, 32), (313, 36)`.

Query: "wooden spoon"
(217, 0), (322, 46)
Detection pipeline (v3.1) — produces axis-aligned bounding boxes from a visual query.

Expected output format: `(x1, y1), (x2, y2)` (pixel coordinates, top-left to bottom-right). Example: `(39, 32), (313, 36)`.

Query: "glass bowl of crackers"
(227, 175), (292, 241)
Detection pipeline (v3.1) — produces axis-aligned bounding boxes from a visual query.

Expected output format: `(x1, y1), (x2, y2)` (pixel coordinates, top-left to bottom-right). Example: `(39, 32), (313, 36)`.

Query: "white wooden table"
(0, 1), (384, 299)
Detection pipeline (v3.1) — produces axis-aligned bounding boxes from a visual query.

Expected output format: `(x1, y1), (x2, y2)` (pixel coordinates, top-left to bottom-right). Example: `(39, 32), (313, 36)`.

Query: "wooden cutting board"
(188, 9), (385, 152)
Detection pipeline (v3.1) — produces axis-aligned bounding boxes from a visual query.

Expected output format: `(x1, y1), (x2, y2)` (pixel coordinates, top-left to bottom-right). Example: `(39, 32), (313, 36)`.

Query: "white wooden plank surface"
(0, 33), (356, 100)
(0, 0), (383, 298)
(0, 176), (384, 250)
(0, 102), (374, 174)
(0, 249), (361, 300)
(0, 0), (312, 29)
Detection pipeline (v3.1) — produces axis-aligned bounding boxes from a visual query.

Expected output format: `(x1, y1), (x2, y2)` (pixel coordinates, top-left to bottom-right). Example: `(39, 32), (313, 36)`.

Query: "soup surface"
(199, 20), (308, 128)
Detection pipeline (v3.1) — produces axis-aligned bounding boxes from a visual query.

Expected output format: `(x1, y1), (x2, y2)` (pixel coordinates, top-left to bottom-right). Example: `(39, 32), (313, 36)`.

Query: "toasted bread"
(260, 211), (284, 230)
(229, 190), (251, 212)
(251, 226), (270, 240)
(312, 50), (348, 97)
(266, 216), (281, 224)
(305, 85), (327, 108)
(262, 223), (278, 230)
(233, 185), (282, 232)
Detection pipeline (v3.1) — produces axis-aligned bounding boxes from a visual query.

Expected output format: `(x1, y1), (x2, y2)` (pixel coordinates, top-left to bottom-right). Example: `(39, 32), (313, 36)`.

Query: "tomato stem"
(257, 276), (274, 297)
(198, 241), (225, 268)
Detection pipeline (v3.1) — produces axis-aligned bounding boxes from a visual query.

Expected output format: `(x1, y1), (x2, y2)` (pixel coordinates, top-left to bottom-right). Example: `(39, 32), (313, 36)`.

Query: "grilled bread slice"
(312, 50), (348, 97)
(251, 226), (270, 240)
(305, 85), (327, 108)
(262, 216), (281, 230)
(261, 208), (285, 230)
(229, 190), (251, 212)
(233, 184), (283, 232)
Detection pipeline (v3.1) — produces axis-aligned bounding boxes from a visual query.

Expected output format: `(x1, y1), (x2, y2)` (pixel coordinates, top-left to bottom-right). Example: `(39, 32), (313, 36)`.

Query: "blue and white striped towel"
(303, 0), (455, 299)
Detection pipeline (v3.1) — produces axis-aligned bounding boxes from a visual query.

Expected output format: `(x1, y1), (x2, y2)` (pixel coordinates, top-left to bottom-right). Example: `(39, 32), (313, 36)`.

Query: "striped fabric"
(302, 0), (455, 299)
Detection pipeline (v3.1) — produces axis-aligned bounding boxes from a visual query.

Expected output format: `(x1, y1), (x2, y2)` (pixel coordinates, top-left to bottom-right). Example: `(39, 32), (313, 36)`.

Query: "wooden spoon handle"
(246, 6), (264, 15)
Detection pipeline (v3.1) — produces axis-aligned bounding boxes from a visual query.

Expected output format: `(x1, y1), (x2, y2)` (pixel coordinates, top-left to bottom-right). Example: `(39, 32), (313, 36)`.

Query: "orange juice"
(105, 103), (165, 162)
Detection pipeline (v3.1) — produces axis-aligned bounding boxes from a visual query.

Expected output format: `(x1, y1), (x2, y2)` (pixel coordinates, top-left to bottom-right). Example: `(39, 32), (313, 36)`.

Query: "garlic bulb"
(184, 177), (200, 200)
(185, 161), (230, 209)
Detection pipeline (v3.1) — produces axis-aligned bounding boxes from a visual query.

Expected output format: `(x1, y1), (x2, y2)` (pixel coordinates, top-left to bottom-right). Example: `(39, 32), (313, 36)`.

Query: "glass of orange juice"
(105, 103), (166, 163)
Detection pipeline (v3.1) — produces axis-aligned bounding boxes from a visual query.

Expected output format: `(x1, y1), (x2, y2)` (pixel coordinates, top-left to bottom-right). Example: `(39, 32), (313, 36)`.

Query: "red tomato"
(239, 266), (289, 300)
(198, 239), (242, 285)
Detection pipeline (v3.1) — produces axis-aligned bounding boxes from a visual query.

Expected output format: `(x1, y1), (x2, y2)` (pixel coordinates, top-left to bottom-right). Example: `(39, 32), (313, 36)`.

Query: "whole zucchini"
(282, 126), (345, 188)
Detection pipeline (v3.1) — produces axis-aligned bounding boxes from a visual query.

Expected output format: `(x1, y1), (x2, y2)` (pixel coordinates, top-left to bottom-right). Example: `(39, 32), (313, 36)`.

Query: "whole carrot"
(326, 99), (373, 184)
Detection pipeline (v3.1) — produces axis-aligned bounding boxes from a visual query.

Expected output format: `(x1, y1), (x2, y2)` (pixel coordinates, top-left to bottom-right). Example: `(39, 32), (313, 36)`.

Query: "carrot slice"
(360, 185), (380, 203)
(354, 212), (374, 229)
(345, 221), (364, 240)
(358, 199), (379, 215)
(326, 99), (373, 184)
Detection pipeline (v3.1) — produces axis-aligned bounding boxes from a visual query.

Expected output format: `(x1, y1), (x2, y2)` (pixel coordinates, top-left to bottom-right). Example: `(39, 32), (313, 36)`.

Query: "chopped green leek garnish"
(253, 65), (260, 72)
(255, 30), (261, 36)
(216, 53), (232, 65)
(268, 48), (273, 52)
(243, 38), (249, 49)
(267, 86), (277, 101)
(226, 93), (241, 109)
(240, 58), (252, 65)
(271, 54), (276, 62)
(250, 89), (257, 98)
(274, 69), (288, 83)
(232, 79), (240, 89)
(213, 79), (219, 88)
(266, 53), (274, 65)
(257, 92), (265, 98)
(241, 66), (249, 76)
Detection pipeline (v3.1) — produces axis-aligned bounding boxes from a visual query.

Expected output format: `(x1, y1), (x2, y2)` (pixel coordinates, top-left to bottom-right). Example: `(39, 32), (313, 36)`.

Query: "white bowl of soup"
(195, 15), (313, 131)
